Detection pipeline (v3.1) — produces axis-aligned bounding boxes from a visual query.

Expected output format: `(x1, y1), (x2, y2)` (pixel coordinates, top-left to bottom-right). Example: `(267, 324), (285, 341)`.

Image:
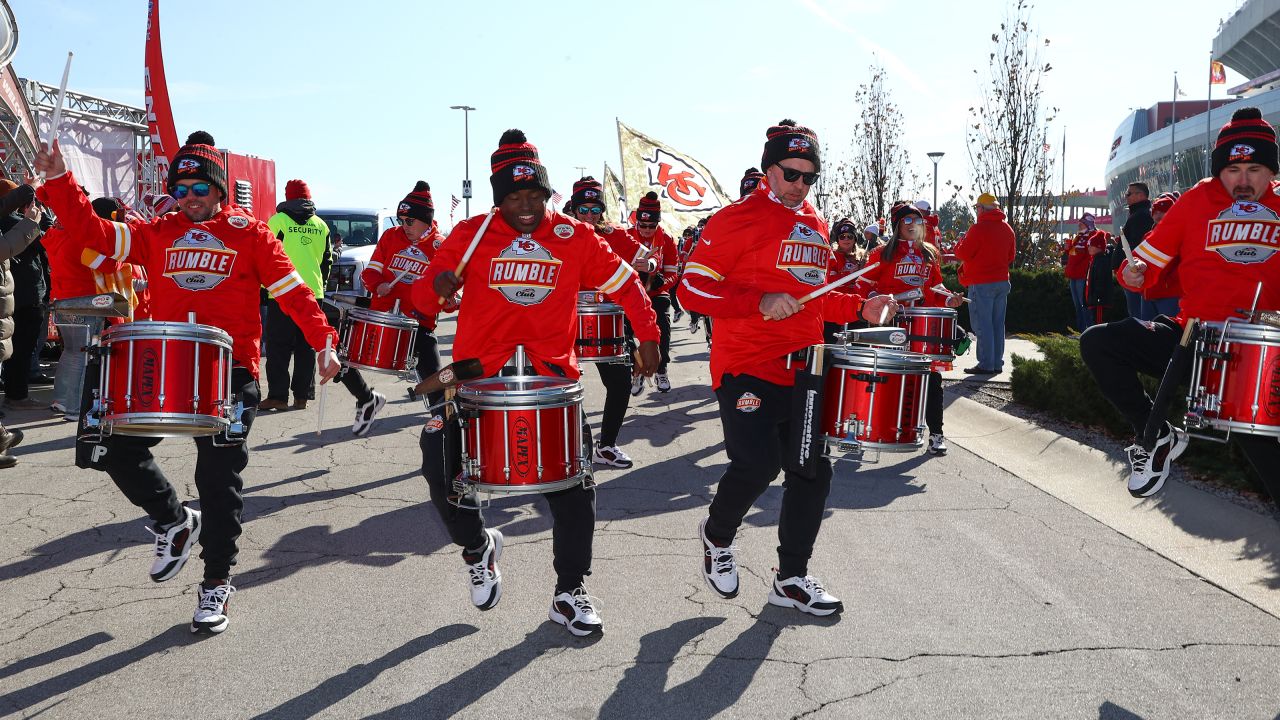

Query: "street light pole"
(450, 105), (476, 217)
(927, 151), (945, 211)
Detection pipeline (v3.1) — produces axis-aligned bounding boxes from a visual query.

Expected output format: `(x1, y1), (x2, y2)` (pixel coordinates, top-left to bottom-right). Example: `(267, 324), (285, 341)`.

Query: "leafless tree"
(838, 64), (921, 227)
(967, 0), (1058, 268)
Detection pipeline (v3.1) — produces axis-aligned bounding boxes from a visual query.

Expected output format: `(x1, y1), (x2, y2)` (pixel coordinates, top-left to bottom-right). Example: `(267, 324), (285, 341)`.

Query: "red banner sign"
(144, 0), (179, 175)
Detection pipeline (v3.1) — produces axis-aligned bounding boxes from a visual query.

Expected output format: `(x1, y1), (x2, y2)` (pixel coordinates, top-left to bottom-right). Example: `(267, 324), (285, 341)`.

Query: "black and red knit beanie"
(167, 131), (228, 198)
(570, 176), (604, 208)
(761, 119), (821, 172)
(890, 201), (923, 231)
(398, 180), (434, 223)
(1212, 107), (1278, 176)
(739, 167), (764, 197)
(637, 192), (661, 224)
(832, 218), (858, 238)
(490, 129), (552, 205)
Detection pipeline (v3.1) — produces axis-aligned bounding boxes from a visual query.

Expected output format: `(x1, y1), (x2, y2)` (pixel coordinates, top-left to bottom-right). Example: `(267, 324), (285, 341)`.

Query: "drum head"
(823, 344), (932, 374)
(348, 307), (420, 329)
(577, 302), (623, 315)
(101, 320), (233, 348)
(457, 376), (584, 407)
(1221, 320), (1280, 345)
(898, 306), (957, 320)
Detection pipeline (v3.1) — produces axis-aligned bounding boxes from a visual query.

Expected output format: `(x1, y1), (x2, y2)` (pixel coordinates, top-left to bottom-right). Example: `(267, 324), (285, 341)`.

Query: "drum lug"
(227, 400), (247, 436)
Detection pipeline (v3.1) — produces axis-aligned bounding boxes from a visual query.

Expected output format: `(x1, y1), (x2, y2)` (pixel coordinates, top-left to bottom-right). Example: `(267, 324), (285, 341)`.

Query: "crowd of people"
(15, 104), (1277, 639)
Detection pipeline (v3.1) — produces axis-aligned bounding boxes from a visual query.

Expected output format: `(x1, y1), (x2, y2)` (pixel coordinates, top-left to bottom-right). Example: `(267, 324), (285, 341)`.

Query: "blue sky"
(15, 0), (1249, 223)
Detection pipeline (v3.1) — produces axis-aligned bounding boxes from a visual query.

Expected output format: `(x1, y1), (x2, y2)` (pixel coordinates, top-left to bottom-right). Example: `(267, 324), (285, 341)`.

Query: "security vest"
(267, 212), (330, 296)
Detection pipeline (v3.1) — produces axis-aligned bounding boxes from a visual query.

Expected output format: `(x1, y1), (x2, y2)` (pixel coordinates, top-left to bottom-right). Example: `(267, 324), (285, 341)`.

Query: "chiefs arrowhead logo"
(176, 158), (201, 173)
(1229, 144), (1256, 162)
(644, 148), (723, 213)
(788, 137), (812, 152)
(513, 165), (536, 181)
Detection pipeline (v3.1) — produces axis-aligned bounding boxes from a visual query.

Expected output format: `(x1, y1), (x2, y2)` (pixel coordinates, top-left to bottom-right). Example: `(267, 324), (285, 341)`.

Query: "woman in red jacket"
(861, 202), (964, 456)
(823, 218), (871, 343)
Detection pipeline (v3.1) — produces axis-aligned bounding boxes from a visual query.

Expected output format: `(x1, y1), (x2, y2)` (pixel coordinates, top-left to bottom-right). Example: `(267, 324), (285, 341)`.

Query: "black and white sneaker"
(1125, 422), (1189, 498)
(191, 581), (235, 634)
(593, 445), (634, 468)
(146, 505), (201, 583)
(549, 586), (603, 637)
(352, 391), (387, 436)
(463, 529), (503, 610)
(699, 517), (739, 598)
(768, 573), (843, 616)
(655, 374), (671, 393)
(630, 375), (646, 396)
(928, 433), (948, 456)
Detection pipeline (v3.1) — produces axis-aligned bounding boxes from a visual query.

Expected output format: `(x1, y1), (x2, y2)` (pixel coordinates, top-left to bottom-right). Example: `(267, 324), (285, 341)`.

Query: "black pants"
(926, 371), (943, 435)
(651, 294), (672, 373)
(319, 302), (374, 403)
(668, 285), (682, 315)
(1080, 316), (1280, 500)
(264, 300), (315, 402)
(704, 373), (833, 579)
(414, 328), (442, 382)
(594, 361), (632, 447)
(3, 305), (43, 400)
(100, 367), (259, 580)
(419, 414), (596, 592)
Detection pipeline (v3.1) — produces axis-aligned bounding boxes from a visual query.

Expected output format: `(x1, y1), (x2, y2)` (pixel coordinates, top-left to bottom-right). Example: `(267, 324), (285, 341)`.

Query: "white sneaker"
(655, 374), (671, 393)
(593, 445), (634, 468)
(464, 529), (503, 610)
(549, 586), (603, 637)
(146, 506), (202, 583)
(352, 391), (387, 436)
(699, 518), (739, 598)
(768, 573), (843, 616)
(1126, 422), (1188, 498)
(630, 375), (646, 396)
(191, 581), (235, 634)
(928, 433), (948, 456)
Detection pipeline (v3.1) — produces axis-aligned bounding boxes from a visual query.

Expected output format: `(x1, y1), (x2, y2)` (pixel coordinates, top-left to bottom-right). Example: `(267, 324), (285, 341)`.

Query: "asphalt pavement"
(1, 316), (1278, 719)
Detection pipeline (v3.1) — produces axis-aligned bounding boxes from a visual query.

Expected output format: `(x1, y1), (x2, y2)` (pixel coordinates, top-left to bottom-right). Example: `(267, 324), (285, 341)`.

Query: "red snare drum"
(97, 321), (233, 437)
(576, 291), (627, 363)
(821, 345), (932, 455)
(457, 376), (589, 495)
(894, 306), (959, 364)
(1187, 320), (1280, 438)
(340, 307), (419, 373)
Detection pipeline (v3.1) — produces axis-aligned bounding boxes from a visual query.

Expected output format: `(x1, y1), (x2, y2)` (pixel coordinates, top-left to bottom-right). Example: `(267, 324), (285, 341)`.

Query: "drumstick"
(1119, 235), (1135, 265)
(440, 208), (497, 305)
(315, 335), (332, 436)
(38, 52), (73, 183)
(761, 262), (881, 322)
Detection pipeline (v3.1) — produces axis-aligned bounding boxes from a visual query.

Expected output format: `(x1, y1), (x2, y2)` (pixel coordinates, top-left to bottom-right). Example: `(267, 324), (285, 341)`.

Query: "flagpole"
(1205, 51), (1214, 177)
(615, 118), (630, 223)
(1170, 73), (1178, 191)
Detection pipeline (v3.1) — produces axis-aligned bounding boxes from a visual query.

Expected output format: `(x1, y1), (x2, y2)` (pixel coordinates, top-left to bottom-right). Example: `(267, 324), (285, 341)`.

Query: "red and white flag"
(551, 190), (563, 207)
(450, 194), (460, 221)
(144, 0), (179, 173)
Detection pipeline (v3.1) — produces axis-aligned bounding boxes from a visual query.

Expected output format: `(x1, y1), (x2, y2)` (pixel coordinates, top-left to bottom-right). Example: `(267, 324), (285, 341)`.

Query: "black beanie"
(832, 218), (858, 238)
(570, 176), (605, 208)
(91, 197), (124, 221)
(398, 180), (434, 223)
(739, 167), (764, 197)
(761, 119), (821, 172)
(890, 201), (923, 231)
(490, 129), (552, 205)
(1211, 107), (1278, 176)
(636, 192), (661, 224)
(167, 131), (228, 198)
(0, 183), (35, 216)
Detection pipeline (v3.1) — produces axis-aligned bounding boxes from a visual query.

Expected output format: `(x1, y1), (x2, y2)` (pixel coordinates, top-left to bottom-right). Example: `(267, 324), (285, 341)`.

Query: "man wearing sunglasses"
(627, 192), (679, 395)
(679, 119), (897, 616)
(35, 132), (341, 635)
(570, 177), (643, 468)
(1116, 182), (1154, 319)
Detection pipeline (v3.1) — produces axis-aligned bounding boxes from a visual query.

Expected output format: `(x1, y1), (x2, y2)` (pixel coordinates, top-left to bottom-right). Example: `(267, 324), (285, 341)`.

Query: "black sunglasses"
(778, 166), (820, 185)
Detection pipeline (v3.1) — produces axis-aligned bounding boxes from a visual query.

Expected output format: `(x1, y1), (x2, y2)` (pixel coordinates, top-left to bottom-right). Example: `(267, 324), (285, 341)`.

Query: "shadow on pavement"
(0, 631), (112, 682)
(0, 624), (188, 714)
(363, 623), (601, 719)
(1098, 701), (1146, 719)
(248, 623), (478, 720)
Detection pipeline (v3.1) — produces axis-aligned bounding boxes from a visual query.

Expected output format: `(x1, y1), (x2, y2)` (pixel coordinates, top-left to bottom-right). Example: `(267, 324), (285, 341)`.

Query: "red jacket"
(1122, 177), (1280, 323)
(43, 224), (102, 300)
(42, 171), (337, 377)
(361, 223), (446, 328)
(861, 240), (948, 307)
(955, 208), (1016, 285)
(677, 181), (863, 389)
(1063, 229), (1106, 280)
(415, 210), (659, 379)
(625, 225), (679, 296)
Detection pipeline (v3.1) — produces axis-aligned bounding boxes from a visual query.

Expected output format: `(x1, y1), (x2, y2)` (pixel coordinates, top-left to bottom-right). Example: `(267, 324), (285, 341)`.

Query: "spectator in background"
(1141, 191), (1182, 319)
(953, 192), (1016, 375)
(1063, 213), (1106, 333)
(861, 223), (880, 250)
(2, 181), (48, 409)
(1116, 182), (1154, 319)
(915, 199), (942, 246)
(0, 179), (39, 465)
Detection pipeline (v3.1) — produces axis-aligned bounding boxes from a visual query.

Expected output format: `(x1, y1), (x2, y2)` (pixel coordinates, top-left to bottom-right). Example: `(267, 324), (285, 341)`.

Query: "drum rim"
(822, 435), (925, 453)
(102, 320), (233, 346)
(347, 306), (421, 327)
(1197, 418), (1280, 438)
(1202, 320), (1280, 344)
(897, 306), (958, 318)
(106, 412), (228, 438)
(824, 345), (934, 372)
(460, 472), (590, 495)
(576, 303), (624, 314)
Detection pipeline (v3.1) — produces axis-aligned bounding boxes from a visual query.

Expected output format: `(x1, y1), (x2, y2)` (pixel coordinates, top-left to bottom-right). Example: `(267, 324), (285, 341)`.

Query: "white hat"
(913, 199), (931, 212)
(863, 224), (879, 235)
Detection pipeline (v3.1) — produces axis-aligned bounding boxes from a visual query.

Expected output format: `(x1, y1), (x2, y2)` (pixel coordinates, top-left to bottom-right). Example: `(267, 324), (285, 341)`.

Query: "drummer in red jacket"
(626, 192), (679, 395)
(36, 132), (340, 635)
(415, 129), (659, 637)
(861, 202), (965, 456)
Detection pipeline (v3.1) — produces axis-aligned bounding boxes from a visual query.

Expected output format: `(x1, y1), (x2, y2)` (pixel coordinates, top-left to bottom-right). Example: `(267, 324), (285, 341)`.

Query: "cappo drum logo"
(163, 229), (237, 290)
(514, 417), (532, 476)
(489, 235), (562, 305)
(1268, 357), (1280, 419)
(736, 392), (761, 413)
(776, 222), (829, 285)
(1205, 202), (1280, 264)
